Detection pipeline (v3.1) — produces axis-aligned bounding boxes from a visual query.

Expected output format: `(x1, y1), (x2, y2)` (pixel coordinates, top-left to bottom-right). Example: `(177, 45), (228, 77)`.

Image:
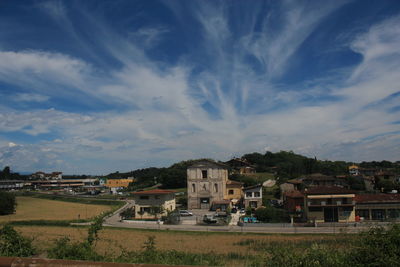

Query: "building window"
(228, 189), (234, 195)
(155, 195), (160, 199)
(371, 209), (385, 220)
(140, 196), (149, 200)
(254, 192), (260, 198)
(192, 184), (196, 193)
(388, 209), (400, 219)
(214, 183), (218, 192)
(141, 207), (151, 213)
(202, 170), (208, 179)
(246, 192), (252, 198)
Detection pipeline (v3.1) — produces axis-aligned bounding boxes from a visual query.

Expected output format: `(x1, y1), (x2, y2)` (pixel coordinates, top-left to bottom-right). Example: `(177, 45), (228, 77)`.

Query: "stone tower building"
(187, 160), (228, 209)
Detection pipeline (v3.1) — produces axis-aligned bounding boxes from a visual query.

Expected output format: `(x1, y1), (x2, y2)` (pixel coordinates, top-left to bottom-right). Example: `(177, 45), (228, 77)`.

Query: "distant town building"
(0, 180), (25, 190)
(226, 158), (256, 174)
(105, 178), (134, 194)
(349, 165), (359, 176)
(31, 171), (63, 180)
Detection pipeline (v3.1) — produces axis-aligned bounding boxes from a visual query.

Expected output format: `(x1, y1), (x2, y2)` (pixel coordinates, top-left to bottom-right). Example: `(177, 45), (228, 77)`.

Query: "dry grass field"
(0, 197), (113, 222)
(15, 225), (350, 256)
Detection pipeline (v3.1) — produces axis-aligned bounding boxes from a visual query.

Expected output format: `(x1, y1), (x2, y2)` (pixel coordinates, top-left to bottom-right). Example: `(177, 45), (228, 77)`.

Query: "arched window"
(214, 183), (218, 192)
(192, 184), (196, 193)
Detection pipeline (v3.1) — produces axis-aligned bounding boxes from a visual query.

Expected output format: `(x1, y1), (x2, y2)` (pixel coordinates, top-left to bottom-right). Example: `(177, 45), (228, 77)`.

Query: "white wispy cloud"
(14, 93), (50, 103)
(0, 1), (398, 173)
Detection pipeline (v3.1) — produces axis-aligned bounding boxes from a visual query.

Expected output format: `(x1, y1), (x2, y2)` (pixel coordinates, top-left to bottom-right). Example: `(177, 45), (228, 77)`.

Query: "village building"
(30, 178), (98, 190)
(187, 160), (229, 210)
(132, 189), (176, 219)
(280, 179), (303, 195)
(283, 190), (304, 214)
(349, 165), (359, 176)
(0, 180), (25, 190)
(31, 171), (63, 180)
(225, 180), (244, 207)
(303, 186), (356, 223)
(225, 158), (256, 174)
(105, 178), (134, 194)
(355, 194), (400, 221)
(243, 184), (263, 209)
(300, 173), (348, 188)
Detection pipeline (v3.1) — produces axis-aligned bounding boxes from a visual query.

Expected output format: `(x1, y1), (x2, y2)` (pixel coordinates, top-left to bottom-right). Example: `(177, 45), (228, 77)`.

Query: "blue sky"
(0, 0), (399, 174)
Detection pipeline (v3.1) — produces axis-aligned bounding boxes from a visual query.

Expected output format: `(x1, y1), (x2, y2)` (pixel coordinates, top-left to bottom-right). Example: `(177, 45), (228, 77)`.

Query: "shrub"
(47, 213), (106, 261)
(120, 207), (135, 220)
(0, 191), (16, 215)
(0, 225), (36, 257)
(245, 206), (252, 216)
(254, 206), (289, 223)
(349, 224), (400, 266)
(47, 237), (104, 261)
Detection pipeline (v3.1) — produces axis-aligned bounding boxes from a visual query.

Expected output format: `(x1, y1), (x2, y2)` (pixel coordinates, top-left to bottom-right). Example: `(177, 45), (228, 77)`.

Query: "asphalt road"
(103, 202), (373, 234)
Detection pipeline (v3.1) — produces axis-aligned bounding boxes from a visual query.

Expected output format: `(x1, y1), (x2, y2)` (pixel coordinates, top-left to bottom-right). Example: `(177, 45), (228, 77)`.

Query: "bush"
(349, 224), (400, 266)
(0, 225), (36, 257)
(0, 191), (16, 215)
(120, 207), (135, 220)
(254, 206), (289, 223)
(47, 237), (104, 261)
(47, 213), (106, 261)
(266, 244), (347, 267)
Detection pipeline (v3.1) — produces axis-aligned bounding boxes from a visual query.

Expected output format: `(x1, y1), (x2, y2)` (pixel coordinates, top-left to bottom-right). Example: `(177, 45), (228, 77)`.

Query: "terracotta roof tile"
(284, 190), (304, 198)
(303, 186), (355, 195)
(355, 194), (400, 203)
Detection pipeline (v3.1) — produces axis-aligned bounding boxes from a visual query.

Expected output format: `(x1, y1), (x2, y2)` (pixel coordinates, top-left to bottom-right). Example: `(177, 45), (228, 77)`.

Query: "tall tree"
(0, 191), (16, 215)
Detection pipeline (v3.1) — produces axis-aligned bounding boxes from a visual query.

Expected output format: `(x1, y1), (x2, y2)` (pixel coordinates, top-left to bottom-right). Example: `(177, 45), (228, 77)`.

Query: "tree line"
(103, 151), (400, 189)
(0, 166), (26, 180)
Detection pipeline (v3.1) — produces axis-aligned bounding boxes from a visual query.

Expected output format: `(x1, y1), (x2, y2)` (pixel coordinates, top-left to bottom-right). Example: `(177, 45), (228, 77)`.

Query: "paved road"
(104, 199), (135, 224)
(104, 219), (372, 233)
(103, 201), (379, 234)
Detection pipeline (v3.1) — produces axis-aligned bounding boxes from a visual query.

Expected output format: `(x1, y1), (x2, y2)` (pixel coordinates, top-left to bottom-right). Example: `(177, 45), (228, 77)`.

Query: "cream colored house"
(187, 160), (229, 209)
(303, 186), (355, 223)
(225, 180), (243, 206)
(132, 189), (176, 219)
(243, 184), (263, 209)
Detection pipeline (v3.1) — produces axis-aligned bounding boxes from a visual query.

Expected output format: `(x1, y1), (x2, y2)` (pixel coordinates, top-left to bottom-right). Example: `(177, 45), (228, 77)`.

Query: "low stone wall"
(123, 220), (163, 225)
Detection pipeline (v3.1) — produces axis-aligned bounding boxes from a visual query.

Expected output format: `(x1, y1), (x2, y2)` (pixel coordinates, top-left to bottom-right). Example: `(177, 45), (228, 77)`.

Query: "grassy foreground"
(3, 222), (400, 266)
(15, 225), (351, 255)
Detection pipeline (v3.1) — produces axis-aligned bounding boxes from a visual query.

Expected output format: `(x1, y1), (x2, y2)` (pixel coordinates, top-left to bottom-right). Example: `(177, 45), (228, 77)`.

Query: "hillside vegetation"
(105, 151), (399, 189)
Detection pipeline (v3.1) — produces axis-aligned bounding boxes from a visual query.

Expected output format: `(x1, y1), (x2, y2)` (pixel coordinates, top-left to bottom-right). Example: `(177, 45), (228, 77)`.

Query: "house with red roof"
(303, 186), (356, 223)
(355, 194), (400, 221)
(132, 189), (176, 219)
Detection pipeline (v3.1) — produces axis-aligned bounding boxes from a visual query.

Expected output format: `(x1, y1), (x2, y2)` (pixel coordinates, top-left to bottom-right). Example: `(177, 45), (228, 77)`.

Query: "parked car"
(240, 208), (246, 215)
(203, 214), (218, 223)
(215, 211), (228, 217)
(179, 210), (193, 216)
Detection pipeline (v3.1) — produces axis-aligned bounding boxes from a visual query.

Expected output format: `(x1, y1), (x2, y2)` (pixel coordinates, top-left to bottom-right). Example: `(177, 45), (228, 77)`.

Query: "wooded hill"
(105, 151), (400, 189)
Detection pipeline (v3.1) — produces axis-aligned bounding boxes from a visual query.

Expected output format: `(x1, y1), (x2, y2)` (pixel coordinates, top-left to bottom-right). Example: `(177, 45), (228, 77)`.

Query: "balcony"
(307, 200), (354, 207)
